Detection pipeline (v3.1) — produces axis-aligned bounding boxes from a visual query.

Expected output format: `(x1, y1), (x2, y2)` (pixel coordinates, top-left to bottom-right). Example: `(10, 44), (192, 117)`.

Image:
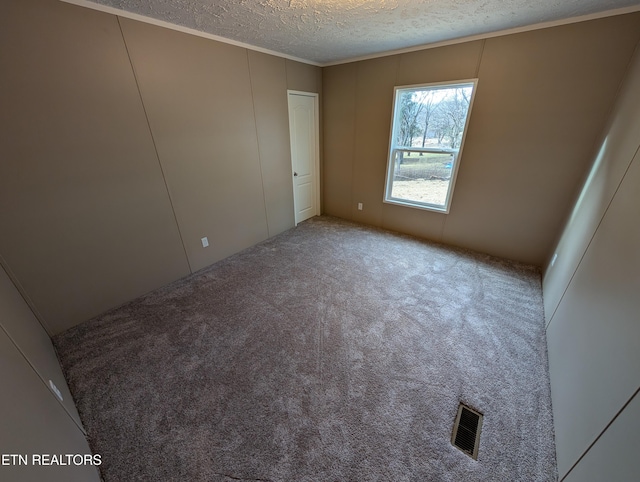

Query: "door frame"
(287, 90), (320, 225)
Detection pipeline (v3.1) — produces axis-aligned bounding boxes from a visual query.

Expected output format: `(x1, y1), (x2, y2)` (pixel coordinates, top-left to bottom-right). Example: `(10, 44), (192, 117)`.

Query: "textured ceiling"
(85, 0), (640, 64)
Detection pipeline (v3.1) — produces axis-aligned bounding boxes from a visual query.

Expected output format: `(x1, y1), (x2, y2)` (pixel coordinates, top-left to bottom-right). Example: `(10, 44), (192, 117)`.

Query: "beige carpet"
(55, 215), (557, 481)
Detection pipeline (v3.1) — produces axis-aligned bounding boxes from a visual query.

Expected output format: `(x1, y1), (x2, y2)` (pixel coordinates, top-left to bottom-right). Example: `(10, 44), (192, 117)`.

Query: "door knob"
(294, 172), (298, 176)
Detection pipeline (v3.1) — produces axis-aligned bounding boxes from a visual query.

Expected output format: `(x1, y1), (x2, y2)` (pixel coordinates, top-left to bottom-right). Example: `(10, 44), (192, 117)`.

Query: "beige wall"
(0, 0), (191, 335)
(323, 62), (357, 220)
(0, 0), (321, 334)
(322, 14), (640, 266)
(119, 19), (270, 273)
(250, 52), (295, 237)
(0, 263), (100, 481)
(0, 262), (83, 429)
(543, 44), (640, 480)
(285, 59), (323, 94)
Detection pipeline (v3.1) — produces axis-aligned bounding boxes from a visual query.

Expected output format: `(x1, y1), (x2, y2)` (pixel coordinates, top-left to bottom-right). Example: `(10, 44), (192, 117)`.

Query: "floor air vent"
(451, 403), (483, 460)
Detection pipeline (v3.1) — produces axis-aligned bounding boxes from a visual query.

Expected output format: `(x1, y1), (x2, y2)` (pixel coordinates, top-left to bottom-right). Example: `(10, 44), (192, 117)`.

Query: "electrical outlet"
(201, 237), (209, 248)
(357, 203), (363, 211)
(49, 380), (63, 402)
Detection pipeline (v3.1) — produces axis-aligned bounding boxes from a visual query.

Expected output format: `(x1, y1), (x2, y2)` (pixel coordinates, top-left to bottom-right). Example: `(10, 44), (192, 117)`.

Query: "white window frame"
(383, 79), (478, 214)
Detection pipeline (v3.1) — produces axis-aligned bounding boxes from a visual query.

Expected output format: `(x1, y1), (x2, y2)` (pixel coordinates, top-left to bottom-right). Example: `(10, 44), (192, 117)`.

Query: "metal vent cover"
(451, 403), (483, 460)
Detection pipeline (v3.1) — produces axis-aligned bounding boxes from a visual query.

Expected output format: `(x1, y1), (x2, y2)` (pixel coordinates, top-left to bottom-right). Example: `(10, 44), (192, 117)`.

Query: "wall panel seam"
(246, 50), (273, 237)
(559, 386), (640, 481)
(0, 323), (87, 436)
(116, 16), (193, 273)
(284, 59), (289, 87)
(0, 255), (52, 336)
(546, 143), (640, 330)
(474, 39), (486, 78)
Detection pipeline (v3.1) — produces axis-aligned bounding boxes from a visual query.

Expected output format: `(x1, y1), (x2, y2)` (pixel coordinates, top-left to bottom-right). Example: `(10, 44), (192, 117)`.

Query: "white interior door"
(288, 91), (319, 225)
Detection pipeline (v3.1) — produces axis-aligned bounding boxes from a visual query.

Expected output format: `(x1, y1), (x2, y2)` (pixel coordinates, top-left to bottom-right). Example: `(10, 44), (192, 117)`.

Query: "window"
(384, 80), (477, 213)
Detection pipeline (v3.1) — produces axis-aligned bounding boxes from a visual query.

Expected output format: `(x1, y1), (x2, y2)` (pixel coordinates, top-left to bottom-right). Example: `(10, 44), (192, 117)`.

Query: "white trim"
(60, 1), (640, 68)
(395, 147), (457, 154)
(58, 0), (321, 66)
(396, 79), (480, 92)
(287, 90), (321, 225)
(322, 5), (640, 67)
(287, 90), (319, 97)
(383, 79), (478, 214)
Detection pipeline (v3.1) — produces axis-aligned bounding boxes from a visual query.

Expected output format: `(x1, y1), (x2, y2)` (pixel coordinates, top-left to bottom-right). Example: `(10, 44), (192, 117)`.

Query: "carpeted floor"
(54, 216), (557, 481)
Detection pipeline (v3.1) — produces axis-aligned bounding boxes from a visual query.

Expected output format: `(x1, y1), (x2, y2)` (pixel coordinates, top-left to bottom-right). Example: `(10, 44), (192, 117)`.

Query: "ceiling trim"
(58, 0), (322, 66)
(59, 1), (640, 68)
(323, 4), (640, 67)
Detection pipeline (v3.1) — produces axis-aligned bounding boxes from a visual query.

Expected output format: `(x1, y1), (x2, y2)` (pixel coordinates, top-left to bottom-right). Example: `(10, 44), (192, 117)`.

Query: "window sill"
(383, 197), (449, 214)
